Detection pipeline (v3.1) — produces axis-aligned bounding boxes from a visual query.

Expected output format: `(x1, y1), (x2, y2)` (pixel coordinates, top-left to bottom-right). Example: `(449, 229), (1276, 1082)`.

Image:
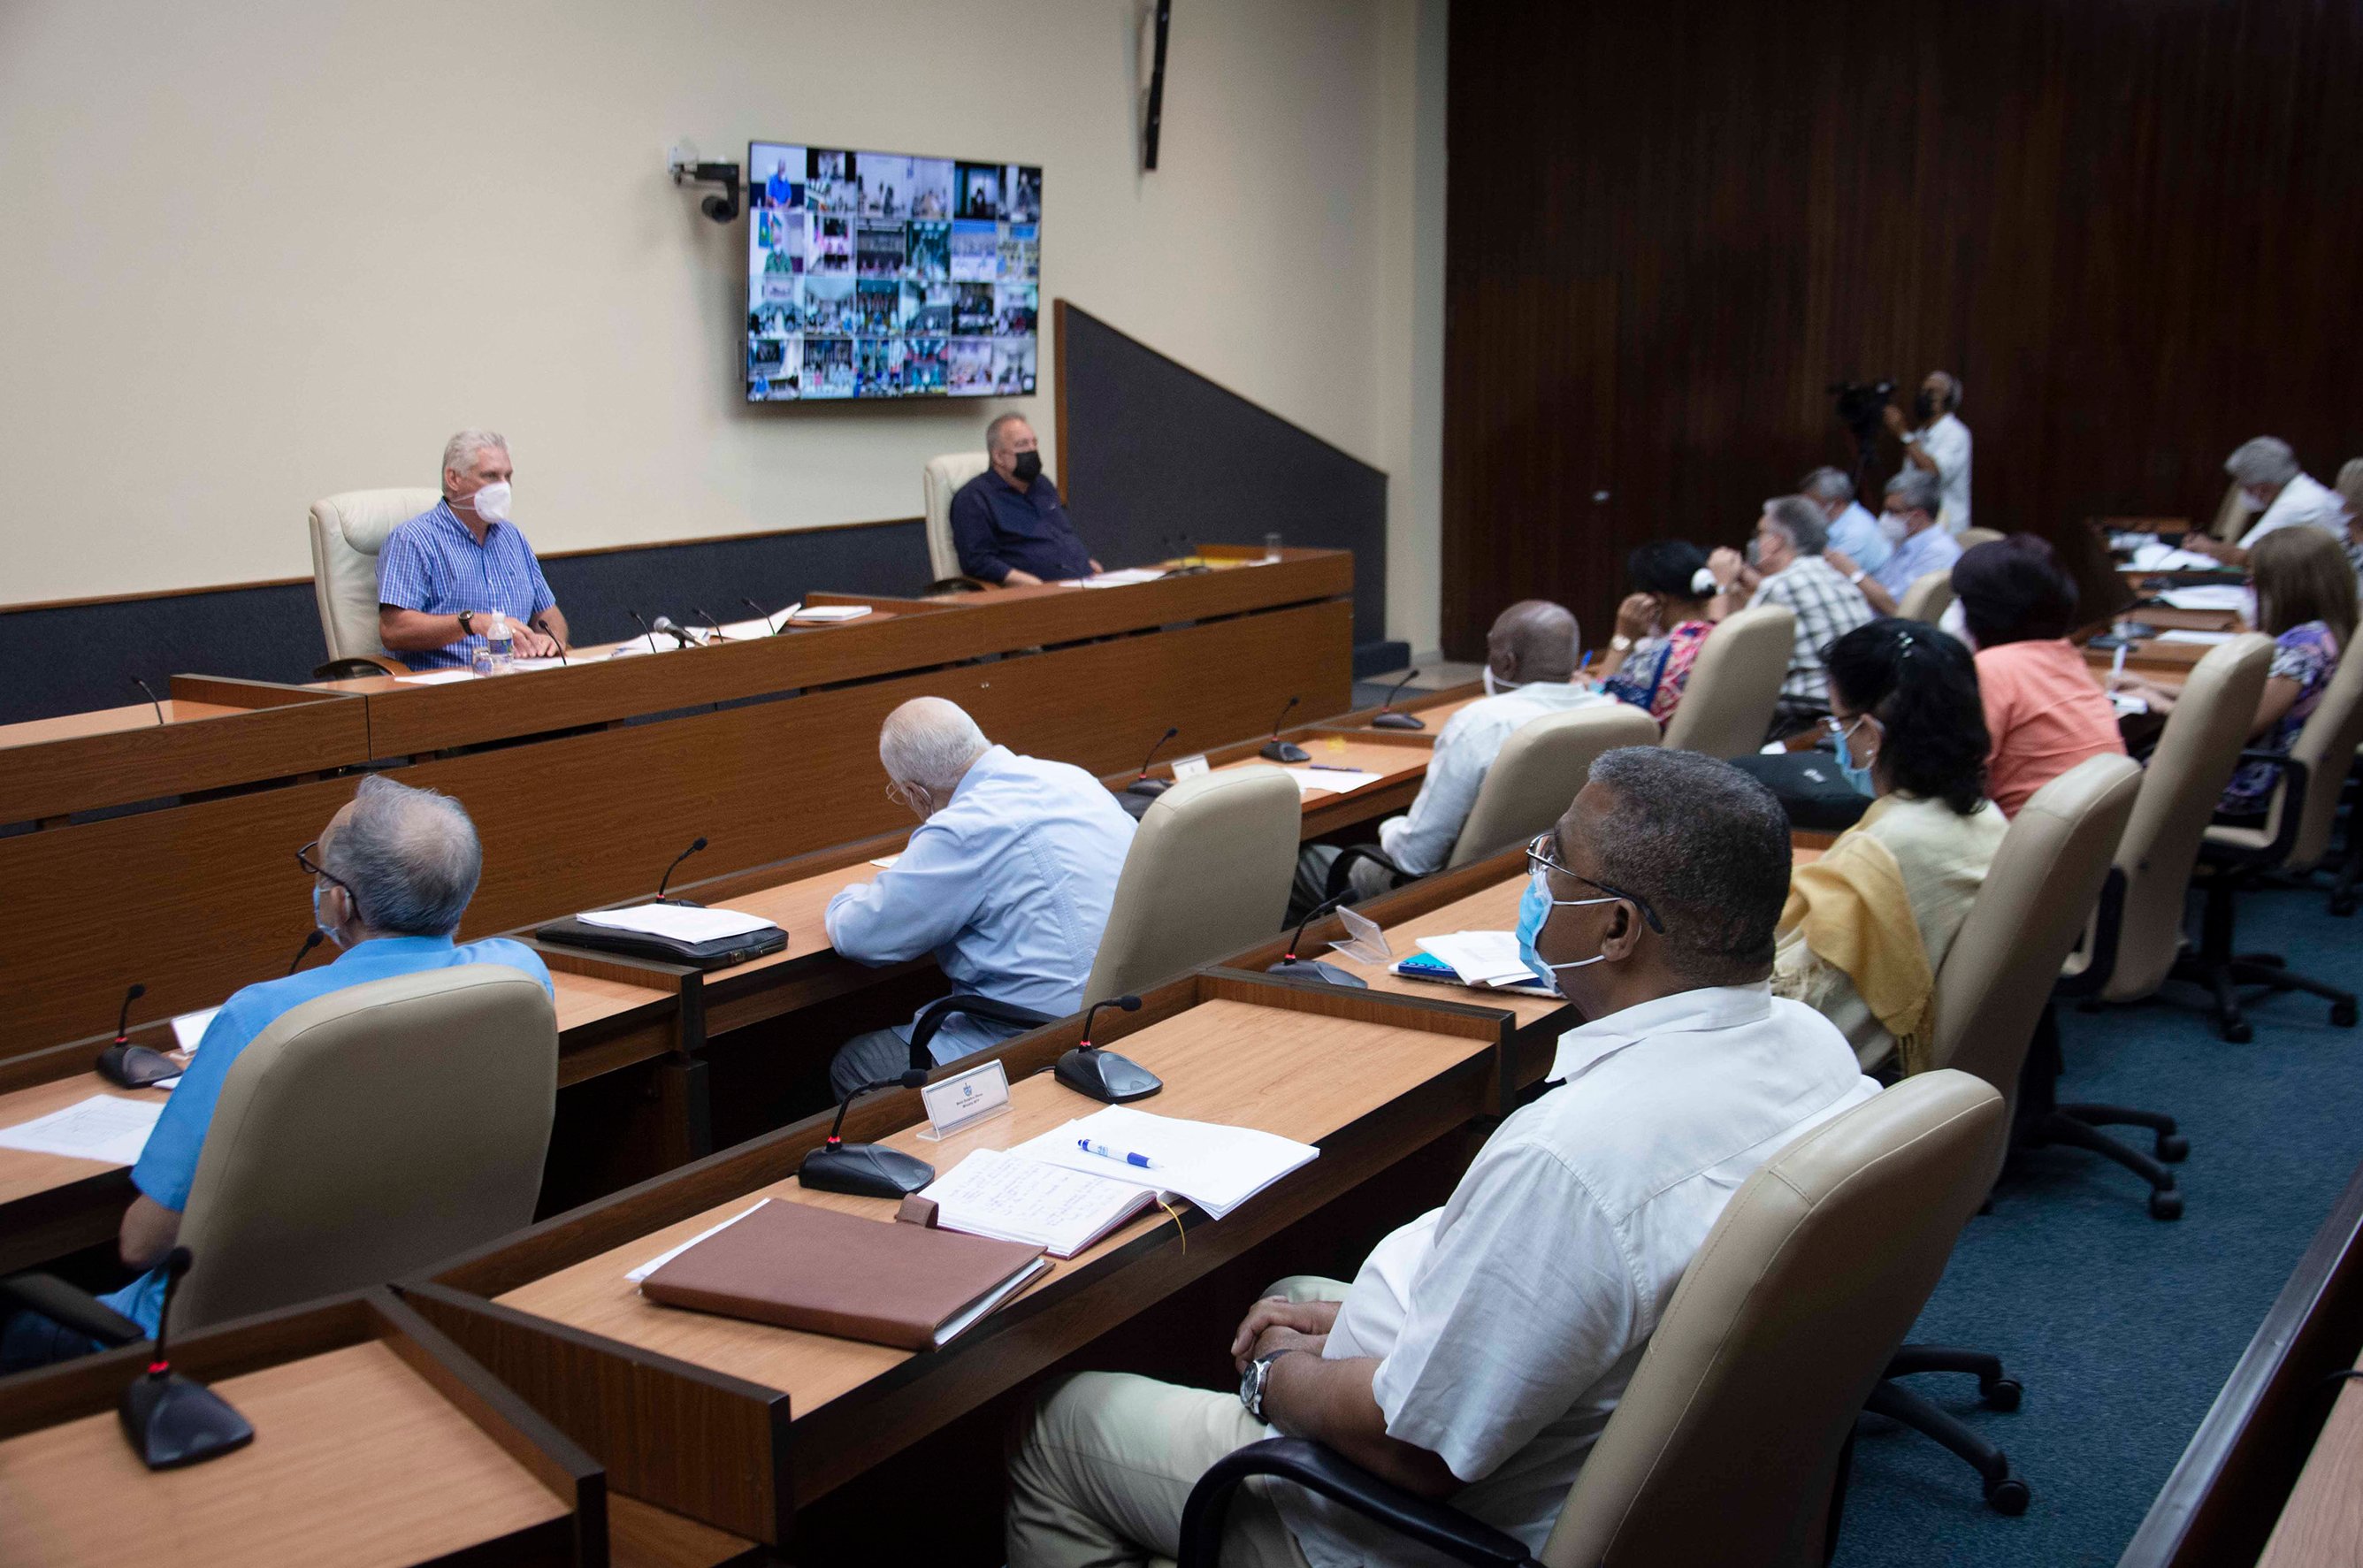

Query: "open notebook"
(920, 1147), (1160, 1258)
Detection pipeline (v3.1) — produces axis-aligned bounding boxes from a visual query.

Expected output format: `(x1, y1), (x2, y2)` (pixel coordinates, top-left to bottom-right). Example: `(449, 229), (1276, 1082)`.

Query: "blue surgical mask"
(1832, 715), (1879, 797)
(1515, 869), (1622, 992)
(311, 881), (345, 945)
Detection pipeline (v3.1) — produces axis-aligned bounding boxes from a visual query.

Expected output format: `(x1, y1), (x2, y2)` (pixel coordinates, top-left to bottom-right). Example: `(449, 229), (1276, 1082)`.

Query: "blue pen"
(1078, 1138), (1160, 1170)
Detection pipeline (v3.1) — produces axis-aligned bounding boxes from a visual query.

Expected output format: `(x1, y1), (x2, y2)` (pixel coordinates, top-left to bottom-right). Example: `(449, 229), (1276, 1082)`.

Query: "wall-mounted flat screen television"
(746, 142), (1040, 402)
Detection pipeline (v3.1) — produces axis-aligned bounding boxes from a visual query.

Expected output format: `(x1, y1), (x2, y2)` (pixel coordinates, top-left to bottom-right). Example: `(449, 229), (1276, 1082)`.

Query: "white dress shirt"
(2238, 471), (2346, 549)
(825, 746), (1135, 1061)
(1376, 683), (1617, 876)
(1275, 983), (1879, 1566)
(1899, 413), (1972, 532)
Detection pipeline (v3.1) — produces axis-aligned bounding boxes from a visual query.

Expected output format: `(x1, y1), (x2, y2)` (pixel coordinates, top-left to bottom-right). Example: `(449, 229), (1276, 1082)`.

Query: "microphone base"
(120, 1372), (254, 1470)
(1371, 711), (1426, 730)
(1119, 778), (1171, 821)
(654, 898), (705, 908)
(96, 1044), (180, 1090)
(1259, 740), (1312, 763)
(1265, 957), (1370, 989)
(799, 1143), (937, 1199)
(1126, 777), (1172, 796)
(1055, 1047), (1164, 1104)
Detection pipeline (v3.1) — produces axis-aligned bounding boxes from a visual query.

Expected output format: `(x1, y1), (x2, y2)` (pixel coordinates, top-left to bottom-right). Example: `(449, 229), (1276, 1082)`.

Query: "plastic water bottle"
(486, 611), (515, 675)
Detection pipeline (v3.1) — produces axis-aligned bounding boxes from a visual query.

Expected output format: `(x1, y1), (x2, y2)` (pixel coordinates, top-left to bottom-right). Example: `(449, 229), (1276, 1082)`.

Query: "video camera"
(1829, 380), (1896, 441)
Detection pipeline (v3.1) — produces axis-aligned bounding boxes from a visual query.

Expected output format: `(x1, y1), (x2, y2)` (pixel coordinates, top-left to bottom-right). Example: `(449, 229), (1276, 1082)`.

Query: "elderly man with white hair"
(378, 429), (569, 669)
(1829, 469), (1961, 617)
(1800, 466), (1892, 577)
(824, 697), (1136, 1097)
(0, 775), (551, 1373)
(2189, 436), (2347, 569)
(1884, 371), (1972, 532)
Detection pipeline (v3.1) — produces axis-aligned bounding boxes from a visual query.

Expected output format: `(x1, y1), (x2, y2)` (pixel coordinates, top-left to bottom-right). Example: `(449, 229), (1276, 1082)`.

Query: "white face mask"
(466, 480), (513, 524)
(1483, 667), (1523, 698)
(1877, 512), (1909, 544)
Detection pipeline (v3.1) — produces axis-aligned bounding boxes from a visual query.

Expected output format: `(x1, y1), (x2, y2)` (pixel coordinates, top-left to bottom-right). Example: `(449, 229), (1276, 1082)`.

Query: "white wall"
(0, 0), (1442, 646)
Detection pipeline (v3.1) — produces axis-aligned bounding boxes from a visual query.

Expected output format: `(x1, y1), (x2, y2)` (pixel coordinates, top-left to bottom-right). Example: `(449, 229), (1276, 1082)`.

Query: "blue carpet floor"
(1837, 876), (2363, 1566)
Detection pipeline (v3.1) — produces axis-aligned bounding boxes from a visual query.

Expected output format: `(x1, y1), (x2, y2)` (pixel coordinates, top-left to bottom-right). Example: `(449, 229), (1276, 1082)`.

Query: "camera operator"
(1885, 371), (1972, 532)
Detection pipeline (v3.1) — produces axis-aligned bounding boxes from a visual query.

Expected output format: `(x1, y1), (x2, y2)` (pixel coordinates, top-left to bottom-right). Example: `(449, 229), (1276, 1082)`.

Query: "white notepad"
(790, 605), (872, 623)
(575, 905), (781, 943)
(921, 1147), (1159, 1258)
(1415, 930), (1537, 987)
(2156, 630), (2237, 646)
(395, 669), (476, 685)
(0, 1096), (164, 1167)
(1010, 1106), (1319, 1222)
(1289, 769), (1388, 796)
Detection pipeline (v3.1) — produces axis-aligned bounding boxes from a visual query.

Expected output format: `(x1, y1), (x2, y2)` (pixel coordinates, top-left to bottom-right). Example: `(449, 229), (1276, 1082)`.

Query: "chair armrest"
(2201, 752), (2311, 867)
(1177, 1437), (1539, 1568)
(905, 995), (1057, 1065)
(2054, 866), (2125, 998)
(0, 1273), (146, 1349)
(1323, 845), (1407, 902)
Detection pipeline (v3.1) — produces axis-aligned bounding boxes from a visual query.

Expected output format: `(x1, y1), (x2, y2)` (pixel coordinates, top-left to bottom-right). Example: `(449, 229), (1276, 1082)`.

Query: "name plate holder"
(917, 1059), (1013, 1142)
(1172, 754), (1211, 781)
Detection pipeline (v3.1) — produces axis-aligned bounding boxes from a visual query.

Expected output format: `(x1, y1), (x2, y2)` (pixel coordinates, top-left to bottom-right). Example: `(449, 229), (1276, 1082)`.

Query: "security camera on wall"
(743, 141), (1039, 403)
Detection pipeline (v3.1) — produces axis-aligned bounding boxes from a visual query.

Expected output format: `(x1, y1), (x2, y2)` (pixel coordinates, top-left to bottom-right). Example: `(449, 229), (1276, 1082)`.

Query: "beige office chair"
(1176, 1071), (2007, 1568)
(309, 486), (440, 666)
(1896, 569), (1955, 623)
(1660, 605), (1796, 759)
(1956, 527), (2004, 551)
(1085, 768), (1304, 998)
(921, 451), (991, 584)
(2207, 479), (2251, 541)
(2180, 631), (2363, 1039)
(171, 967), (559, 1332)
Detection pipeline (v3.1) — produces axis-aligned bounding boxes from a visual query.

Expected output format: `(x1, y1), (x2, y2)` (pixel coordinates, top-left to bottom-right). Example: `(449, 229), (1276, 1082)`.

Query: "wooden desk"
(2258, 1345), (2363, 1566)
(1319, 681), (1487, 735)
(0, 1289), (604, 1568)
(405, 970), (1503, 1544)
(0, 677), (365, 828)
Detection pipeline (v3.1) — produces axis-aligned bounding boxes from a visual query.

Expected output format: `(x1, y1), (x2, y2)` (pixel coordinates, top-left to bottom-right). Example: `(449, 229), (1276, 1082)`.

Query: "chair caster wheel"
(1984, 1475), (2031, 1516)
(1981, 1377), (2023, 1412)
(2157, 1133), (2189, 1163)
(2333, 999), (2358, 1029)
(2150, 1189), (2184, 1221)
(2222, 1020), (2254, 1044)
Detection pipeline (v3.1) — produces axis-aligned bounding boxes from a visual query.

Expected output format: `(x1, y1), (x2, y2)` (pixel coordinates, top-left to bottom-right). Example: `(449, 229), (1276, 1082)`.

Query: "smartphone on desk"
(1389, 952), (1556, 997)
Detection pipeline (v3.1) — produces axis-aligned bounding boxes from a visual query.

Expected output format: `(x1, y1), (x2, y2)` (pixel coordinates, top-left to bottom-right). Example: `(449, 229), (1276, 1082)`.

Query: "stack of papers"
(0, 1096), (164, 1166)
(921, 1147), (1159, 1258)
(2157, 629), (2237, 646)
(2129, 541), (2222, 572)
(1009, 1106), (1319, 1221)
(1289, 769), (1388, 797)
(395, 669), (476, 686)
(790, 604), (872, 623)
(2157, 585), (2253, 613)
(1074, 569), (1165, 589)
(575, 905), (782, 943)
(1414, 931), (1537, 987)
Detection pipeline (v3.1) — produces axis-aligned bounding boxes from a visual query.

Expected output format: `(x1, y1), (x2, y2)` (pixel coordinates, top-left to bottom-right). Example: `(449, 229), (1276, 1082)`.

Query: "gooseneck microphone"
(650, 615), (697, 648)
(96, 983), (178, 1089)
(1371, 669), (1427, 730)
(655, 836), (709, 904)
(1055, 994), (1161, 1103)
(1259, 695), (1310, 763)
(131, 677), (167, 726)
(531, 616), (570, 666)
(119, 1246), (255, 1469)
(625, 610), (661, 653)
(799, 1073), (937, 1197)
(741, 597), (784, 635)
(694, 608), (729, 643)
(1267, 892), (1373, 989)
(1121, 726), (1181, 812)
(286, 929), (325, 976)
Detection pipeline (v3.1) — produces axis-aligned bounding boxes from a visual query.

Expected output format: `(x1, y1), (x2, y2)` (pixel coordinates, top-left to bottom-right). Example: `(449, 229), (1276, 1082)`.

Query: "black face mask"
(1910, 389), (1938, 423)
(1011, 450), (1043, 485)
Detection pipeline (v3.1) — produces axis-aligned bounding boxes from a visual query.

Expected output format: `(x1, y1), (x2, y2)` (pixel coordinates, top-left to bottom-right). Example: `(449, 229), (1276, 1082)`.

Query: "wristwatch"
(1240, 1348), (1303, 1421)
(1847, 570), (1868, 585)
(456, 610), (477, 637)
(1610, 635), (1633, 653)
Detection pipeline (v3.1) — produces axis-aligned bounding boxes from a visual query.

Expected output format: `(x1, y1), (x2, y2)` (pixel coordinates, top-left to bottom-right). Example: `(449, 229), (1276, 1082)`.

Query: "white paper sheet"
(2156, 586), (2252, 613)
(1010, 1106), (1319, 1222)
(0, 1096), (164, 1166)
(627, 1200), (771, 1282)
(395, 669), (476, 685)
(2156, 630), (2237, 646)
(789, 604), (872, 623)
(170, 1007), (221, 1053)
(707, 616), (784, 642)
(921, 1148), (1156, 1258)
(868, 854), (902, 869)
(1289, 769), (1388, 797)
(575, 905), (782, 943)
(1077, 569), (1164, 589)
(2129, 542), (2222, 572)
(1416, 930), (1537, 986)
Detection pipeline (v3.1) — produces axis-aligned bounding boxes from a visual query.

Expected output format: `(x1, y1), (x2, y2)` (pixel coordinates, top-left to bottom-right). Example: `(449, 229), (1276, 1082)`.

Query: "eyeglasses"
(1525, 832), (1666, 934)
(296, 838), (365, 923)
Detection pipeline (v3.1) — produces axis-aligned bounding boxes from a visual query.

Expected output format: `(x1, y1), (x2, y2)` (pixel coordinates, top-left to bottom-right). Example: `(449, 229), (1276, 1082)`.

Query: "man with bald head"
(1, 775), (551, 1372)
(825, 697), (1136, 1096)
(1296, 600), (1595, 910)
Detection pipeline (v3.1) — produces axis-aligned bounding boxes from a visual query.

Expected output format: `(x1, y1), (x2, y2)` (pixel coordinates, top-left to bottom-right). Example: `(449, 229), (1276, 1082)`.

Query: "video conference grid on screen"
(746, 142), (1041, 402)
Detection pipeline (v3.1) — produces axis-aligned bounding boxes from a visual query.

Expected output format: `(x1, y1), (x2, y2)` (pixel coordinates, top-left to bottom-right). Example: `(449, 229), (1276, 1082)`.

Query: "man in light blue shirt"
(1830, 468), (1962, 617)
(1801, 466), (1893, 577)
(826, 699), (1136, 1097)
(0, 776), (549, 1372)
(377, 430), (569, 669)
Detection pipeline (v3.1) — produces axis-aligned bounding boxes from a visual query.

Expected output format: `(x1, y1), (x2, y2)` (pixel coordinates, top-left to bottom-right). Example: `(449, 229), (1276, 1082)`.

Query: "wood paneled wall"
(1442, 0), (2363, 656)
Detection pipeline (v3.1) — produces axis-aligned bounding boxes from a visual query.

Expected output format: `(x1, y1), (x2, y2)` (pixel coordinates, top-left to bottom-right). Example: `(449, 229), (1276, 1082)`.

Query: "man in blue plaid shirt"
(1707, 493), (1875, 738)
(377, 430), (569, 670)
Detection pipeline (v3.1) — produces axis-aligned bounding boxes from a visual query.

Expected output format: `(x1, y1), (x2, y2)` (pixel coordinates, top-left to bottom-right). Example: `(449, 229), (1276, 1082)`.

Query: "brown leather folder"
(639, 1198), (1048, 1350)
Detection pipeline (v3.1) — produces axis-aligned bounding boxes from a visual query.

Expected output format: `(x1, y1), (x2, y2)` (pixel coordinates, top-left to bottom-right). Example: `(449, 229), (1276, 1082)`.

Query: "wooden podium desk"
(402, 969), (1506, 1546)
(0, 549), (1350, 1082)
(0, 960), (683, 1278)
(0, 1289), (606, 1568)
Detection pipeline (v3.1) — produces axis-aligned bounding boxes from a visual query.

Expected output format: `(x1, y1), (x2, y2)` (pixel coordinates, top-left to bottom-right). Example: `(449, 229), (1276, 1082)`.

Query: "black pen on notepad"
(1306, 764), (1363, 772)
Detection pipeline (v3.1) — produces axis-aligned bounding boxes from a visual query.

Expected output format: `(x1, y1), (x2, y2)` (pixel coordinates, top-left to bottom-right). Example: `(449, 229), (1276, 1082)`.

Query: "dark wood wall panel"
(1443, 0), (2363, 657)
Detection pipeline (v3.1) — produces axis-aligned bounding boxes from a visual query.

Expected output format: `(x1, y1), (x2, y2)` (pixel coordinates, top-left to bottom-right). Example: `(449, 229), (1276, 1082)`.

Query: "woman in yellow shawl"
(1775, 620), (2006, 1074)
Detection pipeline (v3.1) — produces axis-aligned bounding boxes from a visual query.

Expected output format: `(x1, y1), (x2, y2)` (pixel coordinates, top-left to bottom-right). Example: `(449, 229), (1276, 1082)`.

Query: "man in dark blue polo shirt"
(950, 415), (1100, 585)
